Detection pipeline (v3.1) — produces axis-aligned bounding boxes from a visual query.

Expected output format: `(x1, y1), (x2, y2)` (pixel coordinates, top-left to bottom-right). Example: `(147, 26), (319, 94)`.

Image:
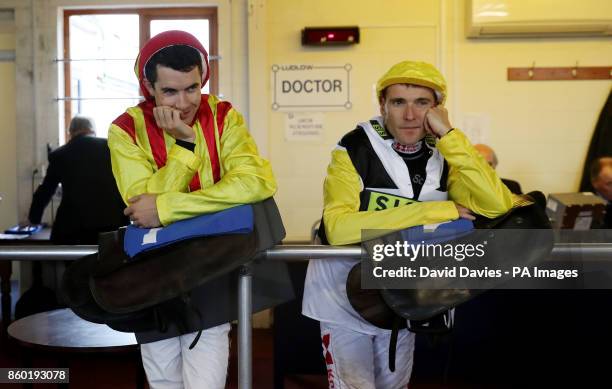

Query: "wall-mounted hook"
(572, 61), (579, 78)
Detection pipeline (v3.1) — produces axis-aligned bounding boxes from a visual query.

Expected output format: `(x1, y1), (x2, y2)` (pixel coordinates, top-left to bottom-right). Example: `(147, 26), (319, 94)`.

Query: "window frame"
(62, 7), (218, 135)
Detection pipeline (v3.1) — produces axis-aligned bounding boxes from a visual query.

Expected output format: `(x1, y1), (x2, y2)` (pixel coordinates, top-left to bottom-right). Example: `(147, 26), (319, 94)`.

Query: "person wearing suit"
(17, 116), (128, 319)
(27, 116), (128, 244)
(474, 143), (523, 194)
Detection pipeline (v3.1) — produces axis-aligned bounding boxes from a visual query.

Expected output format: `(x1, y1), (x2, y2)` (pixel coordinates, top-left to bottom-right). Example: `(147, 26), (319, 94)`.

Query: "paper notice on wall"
(462, 113), (491, 144)
(285, 112), (324, 141)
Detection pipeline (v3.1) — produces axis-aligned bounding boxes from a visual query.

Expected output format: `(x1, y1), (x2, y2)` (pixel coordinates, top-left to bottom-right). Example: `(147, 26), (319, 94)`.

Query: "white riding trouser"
(320, 322), (415, 389)
(140, 323), (231, 389)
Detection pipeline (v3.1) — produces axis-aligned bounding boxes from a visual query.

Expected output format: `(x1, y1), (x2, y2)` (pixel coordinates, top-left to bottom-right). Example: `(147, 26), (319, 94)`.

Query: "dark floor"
(4, 283), (612, 388)
(0, 279), (327, 389)
(0, 324), (328, 389)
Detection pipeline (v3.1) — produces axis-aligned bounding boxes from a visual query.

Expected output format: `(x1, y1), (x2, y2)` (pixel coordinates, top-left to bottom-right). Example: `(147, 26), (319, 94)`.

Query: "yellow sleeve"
(156, 108), (277, 225)
(322, 147), (459, 246)
(108, 124), (201, 203)
(438, 129), (514, 218)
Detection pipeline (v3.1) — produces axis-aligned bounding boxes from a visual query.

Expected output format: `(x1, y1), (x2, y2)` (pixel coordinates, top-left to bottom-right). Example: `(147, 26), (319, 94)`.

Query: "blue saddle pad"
(399, 219), (474, 244)
(124, 204), (254, 258)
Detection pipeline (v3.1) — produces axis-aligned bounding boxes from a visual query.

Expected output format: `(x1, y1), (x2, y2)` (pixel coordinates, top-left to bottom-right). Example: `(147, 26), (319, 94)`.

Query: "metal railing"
(2, 243), (612, 389)
(2, 243), (612, 262)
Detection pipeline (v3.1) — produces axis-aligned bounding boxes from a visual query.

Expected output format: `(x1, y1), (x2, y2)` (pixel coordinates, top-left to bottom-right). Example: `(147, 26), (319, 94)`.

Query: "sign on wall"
(462, 112), (491, 145)
(271, 64), (352, 111)
(285, 112), (324, 141)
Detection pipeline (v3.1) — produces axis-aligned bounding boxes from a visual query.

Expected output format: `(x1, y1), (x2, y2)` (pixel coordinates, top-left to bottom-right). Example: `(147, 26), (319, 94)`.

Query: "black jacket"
(28, 134), (128, 244)
(604, 202), (612, 229)
(579, 88), (612, 192)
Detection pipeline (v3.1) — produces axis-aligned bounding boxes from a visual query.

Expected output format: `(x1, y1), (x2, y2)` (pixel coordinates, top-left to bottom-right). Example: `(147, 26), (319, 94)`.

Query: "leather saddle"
(346, 192), (553, 370)
(61, 197), (288, 335)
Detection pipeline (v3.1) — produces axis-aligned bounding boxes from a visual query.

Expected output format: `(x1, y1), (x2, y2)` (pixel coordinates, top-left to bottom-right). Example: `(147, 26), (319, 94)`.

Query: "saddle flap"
(252, 197), (286, 256)
(346, 263), (401, 330)
(91, 227), (258, 314)
(348, 199), (554, 326)
(61, 253), (158, 332)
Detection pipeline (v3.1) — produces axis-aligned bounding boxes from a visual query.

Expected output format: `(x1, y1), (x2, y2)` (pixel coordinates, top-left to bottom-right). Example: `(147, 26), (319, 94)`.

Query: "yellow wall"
(0, 31), (17, 230)
(261, 0), (612, 240)
(265, 0), (444, 240)
(453, 0), (611, 194)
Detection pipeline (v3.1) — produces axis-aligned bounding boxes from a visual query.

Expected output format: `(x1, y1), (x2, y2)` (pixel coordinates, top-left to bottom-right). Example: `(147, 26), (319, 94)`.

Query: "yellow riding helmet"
(376, 61), (447, 105)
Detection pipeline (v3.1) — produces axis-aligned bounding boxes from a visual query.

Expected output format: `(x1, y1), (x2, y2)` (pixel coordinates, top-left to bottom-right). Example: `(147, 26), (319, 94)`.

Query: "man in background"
(590, 156), (612, 228)
(17, 116), (127, 319)
(27, 116), (128, 243)
(474, 143), (523, 194)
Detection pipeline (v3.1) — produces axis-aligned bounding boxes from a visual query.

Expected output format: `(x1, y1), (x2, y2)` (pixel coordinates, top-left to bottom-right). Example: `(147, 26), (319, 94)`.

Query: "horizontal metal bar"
(53, 55), (221, 62)
(54, 97), (144, 101)
(0, 245), (364, 261)
(550, 243), (612, 261)
(263, 245), (363, 261)
(54, 58), (135, 62)
(1, 243), (612, 262)
(0, 245), (97, 260)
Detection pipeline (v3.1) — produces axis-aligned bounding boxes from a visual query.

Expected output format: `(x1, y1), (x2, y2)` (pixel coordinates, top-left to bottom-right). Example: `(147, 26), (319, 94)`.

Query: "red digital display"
(301, 26), (360, 46)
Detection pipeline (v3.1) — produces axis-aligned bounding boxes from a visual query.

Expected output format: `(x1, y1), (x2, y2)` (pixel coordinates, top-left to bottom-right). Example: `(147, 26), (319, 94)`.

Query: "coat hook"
(528, 61), (535, 79)
(572, 61), (579, 78)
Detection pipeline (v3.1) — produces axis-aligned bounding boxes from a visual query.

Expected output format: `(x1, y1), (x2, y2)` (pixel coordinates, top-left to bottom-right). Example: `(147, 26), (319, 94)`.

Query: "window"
(62, 8), (218, 140)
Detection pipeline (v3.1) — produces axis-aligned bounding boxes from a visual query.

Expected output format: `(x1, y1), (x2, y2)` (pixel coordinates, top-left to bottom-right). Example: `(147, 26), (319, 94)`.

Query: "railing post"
(238, 265), (252, 389)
